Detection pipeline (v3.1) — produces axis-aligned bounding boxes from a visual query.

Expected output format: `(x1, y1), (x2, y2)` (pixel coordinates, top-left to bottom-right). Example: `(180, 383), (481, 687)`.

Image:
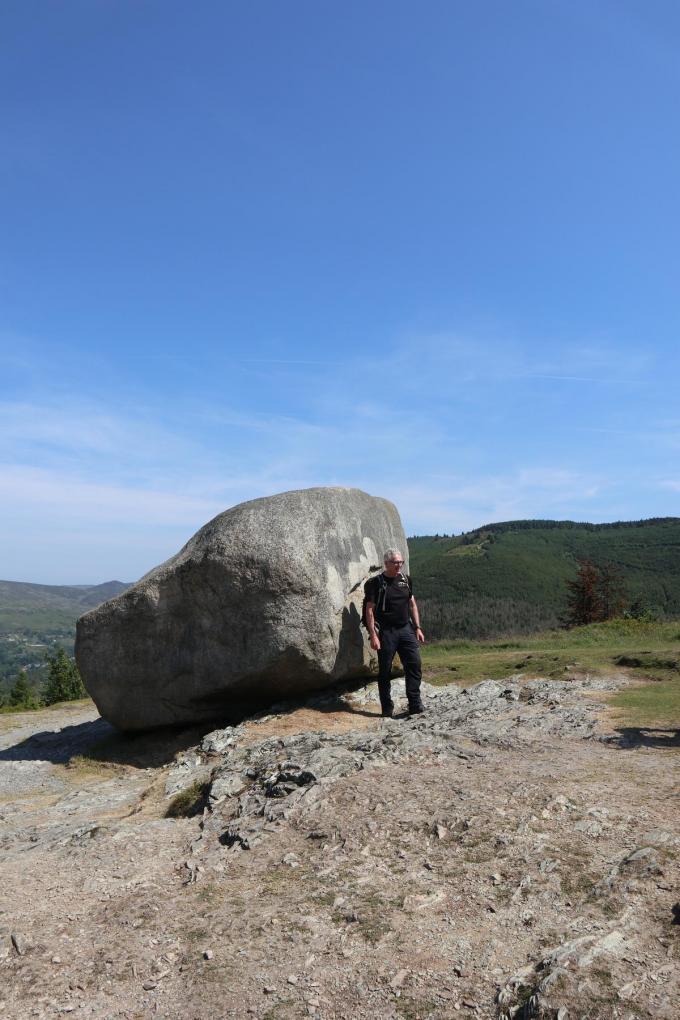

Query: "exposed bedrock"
(76, 487), (406, 731)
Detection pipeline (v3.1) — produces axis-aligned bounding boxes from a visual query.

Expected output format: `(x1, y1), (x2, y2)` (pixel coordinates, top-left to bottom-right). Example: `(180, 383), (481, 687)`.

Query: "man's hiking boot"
(381, 704), (395, 718)
(408, 702), (425, 716)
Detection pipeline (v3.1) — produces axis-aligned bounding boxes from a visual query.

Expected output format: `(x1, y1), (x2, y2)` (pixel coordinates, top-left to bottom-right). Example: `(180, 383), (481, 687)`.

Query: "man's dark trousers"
(377, 623), (422, 712)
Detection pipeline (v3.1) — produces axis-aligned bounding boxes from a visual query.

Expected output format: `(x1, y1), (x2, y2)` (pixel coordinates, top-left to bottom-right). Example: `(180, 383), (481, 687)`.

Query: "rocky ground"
(1, 671), (679, 1020)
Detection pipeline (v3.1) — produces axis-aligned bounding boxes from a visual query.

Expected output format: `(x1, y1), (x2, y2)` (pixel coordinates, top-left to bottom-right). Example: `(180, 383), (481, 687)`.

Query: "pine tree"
(597, 562), (627, 620)
(565, 559), (628, 627)
(43, 647), (86, 705)
(9, 670), (41, 710)
(565, 559), (601, 626)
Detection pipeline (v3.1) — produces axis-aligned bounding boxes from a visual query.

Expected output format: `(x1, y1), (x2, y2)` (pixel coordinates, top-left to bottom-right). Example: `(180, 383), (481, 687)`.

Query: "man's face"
(384, 554), (404, 577)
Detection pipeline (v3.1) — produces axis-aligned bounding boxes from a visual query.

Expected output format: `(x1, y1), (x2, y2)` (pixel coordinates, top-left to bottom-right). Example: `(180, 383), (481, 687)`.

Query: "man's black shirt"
(366, 573), (412, 629)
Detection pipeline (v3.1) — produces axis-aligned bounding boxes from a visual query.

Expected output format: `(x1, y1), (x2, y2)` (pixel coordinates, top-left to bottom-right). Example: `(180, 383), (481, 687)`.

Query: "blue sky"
(1, 0), (679, 583)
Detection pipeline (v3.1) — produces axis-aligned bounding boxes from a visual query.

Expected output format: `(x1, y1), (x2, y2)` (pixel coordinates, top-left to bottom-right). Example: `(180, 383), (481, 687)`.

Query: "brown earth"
(1, 675), (679, 1020)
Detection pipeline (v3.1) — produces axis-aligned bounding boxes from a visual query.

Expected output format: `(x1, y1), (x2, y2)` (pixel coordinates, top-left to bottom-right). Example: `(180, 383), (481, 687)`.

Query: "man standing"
(364, 549), (425, 718)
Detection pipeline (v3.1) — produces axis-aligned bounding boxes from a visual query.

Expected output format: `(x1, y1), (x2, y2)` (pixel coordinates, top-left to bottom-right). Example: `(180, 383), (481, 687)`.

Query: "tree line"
(1, 647), (86, 711)
(450, 516), (680, 537)
(419, 558), (654, 640)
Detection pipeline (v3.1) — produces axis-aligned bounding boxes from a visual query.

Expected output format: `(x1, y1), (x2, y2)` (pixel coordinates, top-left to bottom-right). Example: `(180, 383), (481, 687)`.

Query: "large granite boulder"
(76, 487), (407, 730)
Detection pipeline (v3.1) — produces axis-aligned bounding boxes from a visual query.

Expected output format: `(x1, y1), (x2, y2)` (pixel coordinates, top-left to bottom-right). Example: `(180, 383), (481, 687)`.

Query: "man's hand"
(369, 633), (381, 652)
(415, 626), (425, 644)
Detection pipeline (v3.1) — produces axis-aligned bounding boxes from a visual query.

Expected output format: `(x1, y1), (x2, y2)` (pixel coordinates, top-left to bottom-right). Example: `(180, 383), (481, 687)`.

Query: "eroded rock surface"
(2, 673), (679, 1020)
(76, 487), (405, 730)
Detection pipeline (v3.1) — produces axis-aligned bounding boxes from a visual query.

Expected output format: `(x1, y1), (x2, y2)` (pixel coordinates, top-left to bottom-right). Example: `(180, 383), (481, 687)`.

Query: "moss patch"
(165, 779), (209, 818)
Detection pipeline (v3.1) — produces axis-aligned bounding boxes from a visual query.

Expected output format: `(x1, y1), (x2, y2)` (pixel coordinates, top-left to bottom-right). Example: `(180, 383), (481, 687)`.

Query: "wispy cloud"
(393, 467), (603, 534)
(0, 464), (223, 526)
(2, 323), (677, 582)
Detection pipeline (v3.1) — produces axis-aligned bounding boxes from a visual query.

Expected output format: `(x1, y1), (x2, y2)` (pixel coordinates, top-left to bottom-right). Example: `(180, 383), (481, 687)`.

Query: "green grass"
(609, 680), (680, 727)
(421, 618), (680, 729)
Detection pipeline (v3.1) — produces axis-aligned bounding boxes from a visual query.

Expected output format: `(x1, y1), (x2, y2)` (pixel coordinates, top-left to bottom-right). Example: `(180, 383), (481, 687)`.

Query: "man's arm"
(365, 601), (380, 651)
(410, 596), (425, 643)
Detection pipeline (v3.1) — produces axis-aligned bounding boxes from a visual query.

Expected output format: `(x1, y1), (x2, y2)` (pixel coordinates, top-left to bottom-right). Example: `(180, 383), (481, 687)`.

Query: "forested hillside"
(409, 517), (680, 639)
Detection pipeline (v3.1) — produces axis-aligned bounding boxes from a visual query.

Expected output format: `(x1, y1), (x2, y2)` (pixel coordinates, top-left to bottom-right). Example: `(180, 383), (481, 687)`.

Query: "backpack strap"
(367, 573), (387, 607)
(375, 573), (388, 615)
(361, 573), (386, 630)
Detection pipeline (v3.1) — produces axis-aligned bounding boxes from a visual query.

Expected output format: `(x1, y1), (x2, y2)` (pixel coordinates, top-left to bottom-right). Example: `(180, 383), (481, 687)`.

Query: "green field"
(421, 618), (680, 731)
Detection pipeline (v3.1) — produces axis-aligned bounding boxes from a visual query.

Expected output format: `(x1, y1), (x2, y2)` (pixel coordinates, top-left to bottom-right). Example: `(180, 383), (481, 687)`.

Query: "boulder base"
(76, 487), (407, 730)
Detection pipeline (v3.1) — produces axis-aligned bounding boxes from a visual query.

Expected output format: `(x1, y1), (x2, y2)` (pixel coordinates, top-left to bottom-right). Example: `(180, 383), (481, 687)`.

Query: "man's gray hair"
(383, 548), (403, 562)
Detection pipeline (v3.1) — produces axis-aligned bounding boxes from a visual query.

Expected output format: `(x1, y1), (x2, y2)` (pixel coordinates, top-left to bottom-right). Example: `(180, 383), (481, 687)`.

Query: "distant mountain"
(0, 579), (130, 631)
(0, 581), (130, 685)
(408, 517), (680, 640)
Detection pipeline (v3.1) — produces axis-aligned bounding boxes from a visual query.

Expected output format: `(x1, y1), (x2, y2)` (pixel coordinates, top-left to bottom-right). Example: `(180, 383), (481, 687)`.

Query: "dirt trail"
(1, 675), (678, 1020)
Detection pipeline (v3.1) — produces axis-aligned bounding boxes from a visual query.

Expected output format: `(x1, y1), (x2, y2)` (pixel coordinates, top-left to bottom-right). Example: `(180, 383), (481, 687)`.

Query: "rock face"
(76, 487), (406, 731)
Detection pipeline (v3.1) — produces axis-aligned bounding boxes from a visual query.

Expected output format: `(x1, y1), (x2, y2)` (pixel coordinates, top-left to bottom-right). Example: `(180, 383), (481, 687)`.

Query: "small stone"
(390, 968), (409, 989)
(51, 955), (62, 964)
(435, 824), (448, 840)
(491, 873), (501, 885)
(11, 933), (27, 956)
(556, 1009), (568, 1020)
(210, 774), (247, 801)
(545, 794), (572, 813)
(574, 818), (603, 836)
(142, 980), (157, 991)
(287, 974), (299, 985)
(263, 986), (276, 994)
(621, 847), (662, 875)
(203, 949), (214, 960)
